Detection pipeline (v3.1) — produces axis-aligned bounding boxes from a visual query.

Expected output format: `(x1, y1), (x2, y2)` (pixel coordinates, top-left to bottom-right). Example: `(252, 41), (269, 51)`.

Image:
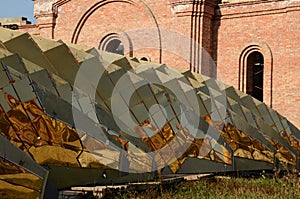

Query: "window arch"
(140, 56), (151, 62)
(239, 43), (273, 106)
(99, 34), (124, 55)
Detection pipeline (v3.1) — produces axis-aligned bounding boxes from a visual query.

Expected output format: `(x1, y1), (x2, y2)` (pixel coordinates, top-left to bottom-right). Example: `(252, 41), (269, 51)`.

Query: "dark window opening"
(246, 52), (264, 101)
(141, 57), (149, 61)
(2, 24), (19, 30)
(100, 36), (124, 55)
(104, 39), (124, 55)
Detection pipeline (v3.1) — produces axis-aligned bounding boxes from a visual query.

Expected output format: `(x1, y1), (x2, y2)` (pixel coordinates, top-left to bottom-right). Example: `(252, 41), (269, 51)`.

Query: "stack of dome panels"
(0, 27), (299, 198)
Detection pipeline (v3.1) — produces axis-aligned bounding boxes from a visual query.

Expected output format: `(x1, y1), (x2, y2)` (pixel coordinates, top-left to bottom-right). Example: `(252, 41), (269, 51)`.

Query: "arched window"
(140, 56), (151, 62)
(99, 34), (124, 55)
(246, 52), (264, 101)
(239, 44), (273, 105)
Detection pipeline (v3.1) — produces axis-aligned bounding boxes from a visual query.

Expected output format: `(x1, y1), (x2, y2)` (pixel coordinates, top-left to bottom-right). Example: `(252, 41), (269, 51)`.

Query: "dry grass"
(101, 172), (300, 199)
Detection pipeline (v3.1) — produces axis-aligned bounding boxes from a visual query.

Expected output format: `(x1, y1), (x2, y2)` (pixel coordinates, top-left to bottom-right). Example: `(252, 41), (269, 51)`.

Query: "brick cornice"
(170, 0), (218, 17)
(218, 0), (300, 19)
(220, 0), (286, 8)
(19, 24), (37, 29)
(35, 13), (55, 18)
(170, 0), (195, 6)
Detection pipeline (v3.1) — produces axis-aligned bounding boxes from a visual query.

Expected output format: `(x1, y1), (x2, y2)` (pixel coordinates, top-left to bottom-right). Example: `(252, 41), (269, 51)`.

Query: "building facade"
(6, 0), (300, 128)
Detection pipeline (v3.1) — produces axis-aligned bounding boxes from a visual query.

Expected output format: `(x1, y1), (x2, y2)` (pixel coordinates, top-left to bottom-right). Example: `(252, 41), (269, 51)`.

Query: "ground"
(73, 172), (300, 199)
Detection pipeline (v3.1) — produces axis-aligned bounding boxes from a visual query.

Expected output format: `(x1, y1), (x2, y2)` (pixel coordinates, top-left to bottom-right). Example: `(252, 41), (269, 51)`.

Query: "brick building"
(6, 0), (300, 128)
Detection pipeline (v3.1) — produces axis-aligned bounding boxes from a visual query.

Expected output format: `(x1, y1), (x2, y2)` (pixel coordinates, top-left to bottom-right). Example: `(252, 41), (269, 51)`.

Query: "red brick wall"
(216, 0), (300, 128)
(19, 24), (39, 35)
(32, 0), (217, 71)
(34, 0), (191, 69)
(26, 0), (299, 129)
